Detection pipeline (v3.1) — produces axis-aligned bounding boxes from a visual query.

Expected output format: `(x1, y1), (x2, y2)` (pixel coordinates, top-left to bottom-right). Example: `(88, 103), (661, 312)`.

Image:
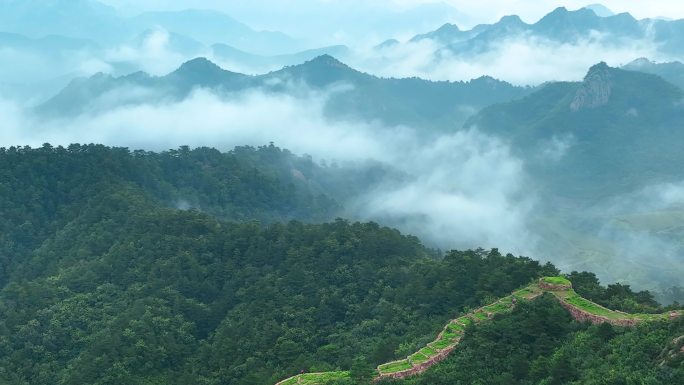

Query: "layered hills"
(408, 6), (684, 57)
(468, 62), (684, 198)
(31, 56), (684, 296)
(37, 55), (529, 129)
(0, 144), (681, 385)
(467, 61), (684, 292)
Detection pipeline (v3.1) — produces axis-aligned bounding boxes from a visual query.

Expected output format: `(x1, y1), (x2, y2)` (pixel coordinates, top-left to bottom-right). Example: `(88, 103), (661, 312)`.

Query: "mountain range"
(0, 0), (302, 53)
(469, 61), (684, 198)
(35, 53), (684, 199)
(401, 6), (684, 59)
(210, 44), (351, 74)
(2, 4), (684, 385)
(5, 3), (684, 102)
(623, 57), (684, 89)
(37, 55), (529, 130)
(33, 51), (684, 295)
(467, 61), (684, 288)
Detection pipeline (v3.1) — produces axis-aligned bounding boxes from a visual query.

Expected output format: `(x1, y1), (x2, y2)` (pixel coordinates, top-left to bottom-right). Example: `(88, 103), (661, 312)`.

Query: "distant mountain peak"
(584, 4), (615, 17)
(409, 23), (464, 43)
(538, 6), (597, 23)
(176, 57), (222, 73)
(588, 61), (611, 71)
(375, 39), (400, 50)
(571, 62), (613, 111)
(168, 57), (248, 85)
(436, 22), (462, 32)
(550, 6), (569, 14)
(180, 57), (220, 68)
(305, 54), (349, 69)
(627, 57), (654, 67)
(498, 15), (524, 25)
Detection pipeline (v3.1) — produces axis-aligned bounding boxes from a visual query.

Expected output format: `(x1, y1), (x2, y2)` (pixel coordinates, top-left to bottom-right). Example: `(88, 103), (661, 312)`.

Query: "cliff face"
(570, 62), (613, 111)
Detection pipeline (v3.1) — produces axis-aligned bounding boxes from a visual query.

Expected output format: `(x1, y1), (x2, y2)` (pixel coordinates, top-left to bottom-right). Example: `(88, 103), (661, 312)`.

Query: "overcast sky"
(102, 0), (683, 27)
(94, 0), (684, 47)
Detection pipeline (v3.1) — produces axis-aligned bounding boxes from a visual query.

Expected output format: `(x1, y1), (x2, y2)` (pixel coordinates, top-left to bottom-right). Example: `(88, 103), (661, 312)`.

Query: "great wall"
(275, 276), (683, 385)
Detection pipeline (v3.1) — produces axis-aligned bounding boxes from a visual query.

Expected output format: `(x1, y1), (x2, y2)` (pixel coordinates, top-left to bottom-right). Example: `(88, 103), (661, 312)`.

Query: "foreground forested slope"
(0, 144), (562, 385)
(0, 144), (680, 385)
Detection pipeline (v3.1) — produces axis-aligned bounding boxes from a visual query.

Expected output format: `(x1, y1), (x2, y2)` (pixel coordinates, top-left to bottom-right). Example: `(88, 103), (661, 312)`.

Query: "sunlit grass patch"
(419, 346), (437, 357)
(483, 301), (512, 314)
(542, 276), (572, 286)
(447, 322), (465, 333)
(410, 351), (429, 364)
(378, 360), (412, 374)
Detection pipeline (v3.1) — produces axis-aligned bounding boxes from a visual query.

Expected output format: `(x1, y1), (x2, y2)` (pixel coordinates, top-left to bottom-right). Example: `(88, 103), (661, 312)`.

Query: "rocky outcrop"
(570, 62), (612, 111)
(658, 335), (684, 366)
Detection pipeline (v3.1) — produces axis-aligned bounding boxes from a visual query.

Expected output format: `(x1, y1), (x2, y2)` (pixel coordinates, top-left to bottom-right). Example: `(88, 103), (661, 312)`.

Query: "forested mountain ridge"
(0, 143), (562, 385)
(409, 6), (684, 58)
(4, 1), (684, 385)
(622, 58), (684, 90)
(464, 61), (684, 295)
(0, 143), (342, 286)
(37, 55), (529, 129)
(467, 61), (684, 198)
(1, 144), (680, 385)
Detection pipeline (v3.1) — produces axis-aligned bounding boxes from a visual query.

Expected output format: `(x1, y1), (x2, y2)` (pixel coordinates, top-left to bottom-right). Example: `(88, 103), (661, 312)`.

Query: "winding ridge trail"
(275, 277), (683, 385)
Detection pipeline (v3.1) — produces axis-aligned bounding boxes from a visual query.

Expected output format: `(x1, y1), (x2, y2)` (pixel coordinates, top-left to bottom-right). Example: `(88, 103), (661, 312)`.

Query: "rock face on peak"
(467, 61), (684, 199)
(570, 62), (613, 111)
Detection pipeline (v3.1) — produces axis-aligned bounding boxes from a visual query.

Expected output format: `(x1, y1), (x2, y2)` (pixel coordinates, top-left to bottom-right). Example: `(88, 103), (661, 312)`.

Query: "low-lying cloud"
(2, 76), (682, 300)
(350, 34), (665, 85)
(355, 130), (536, 251)
(0, 84), (537, 256)
(592, 183), (684, 299)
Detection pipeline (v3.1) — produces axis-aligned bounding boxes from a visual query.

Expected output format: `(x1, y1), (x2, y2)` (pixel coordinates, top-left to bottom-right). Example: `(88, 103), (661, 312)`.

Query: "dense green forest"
(0, 143), (344, 287)
(0, 145), (681, 385)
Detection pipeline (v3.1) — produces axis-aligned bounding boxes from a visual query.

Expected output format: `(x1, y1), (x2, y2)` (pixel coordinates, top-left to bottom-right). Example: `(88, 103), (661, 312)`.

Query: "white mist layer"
(0, 85), (536, 256)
